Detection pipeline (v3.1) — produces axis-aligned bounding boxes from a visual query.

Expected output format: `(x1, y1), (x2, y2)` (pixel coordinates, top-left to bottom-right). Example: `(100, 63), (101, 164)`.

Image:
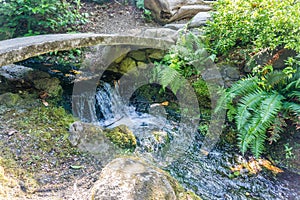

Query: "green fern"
(216, 76), (259, 112)
(282, 102), (300, 116)
(235, 90), (265, 131)
(220, 64), (299, 157)
(153, 32), (208, 93)
(159, 66), (183, 94)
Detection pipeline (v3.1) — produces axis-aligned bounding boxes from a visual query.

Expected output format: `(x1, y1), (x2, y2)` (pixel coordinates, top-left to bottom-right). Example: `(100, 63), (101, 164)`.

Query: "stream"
(72, 80), (300, 200)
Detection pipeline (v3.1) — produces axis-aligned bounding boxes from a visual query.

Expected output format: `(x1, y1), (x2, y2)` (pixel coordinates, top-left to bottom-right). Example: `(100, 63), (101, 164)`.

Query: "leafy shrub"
(217, 56), (300, 157)
(205, 0), (300, 55)
(0, 0), (87, 40)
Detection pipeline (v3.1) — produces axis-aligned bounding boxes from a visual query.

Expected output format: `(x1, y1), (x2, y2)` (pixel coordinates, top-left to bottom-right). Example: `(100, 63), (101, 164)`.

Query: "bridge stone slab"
(0, 33), (175, 67)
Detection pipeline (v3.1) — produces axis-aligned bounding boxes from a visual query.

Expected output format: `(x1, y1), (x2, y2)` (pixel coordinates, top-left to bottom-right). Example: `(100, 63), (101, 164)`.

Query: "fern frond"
(284, 78), (300, 92)
(237, 93), (283, 157)
(282, 102), (300, 116)
(227, 76), (259, 97)
(287, 91), (300, 99)
(265, 70), (287, 88)
(259, 93), (284, 126)
(227, 103), (237, 121)
(215, 76), (259, 112)
(238, 129), (253, 155)
(235, 90), (265, 131)
(242, 115), (268, 157)
(158, 66), (182, 94)
(251, 133), (266, 158)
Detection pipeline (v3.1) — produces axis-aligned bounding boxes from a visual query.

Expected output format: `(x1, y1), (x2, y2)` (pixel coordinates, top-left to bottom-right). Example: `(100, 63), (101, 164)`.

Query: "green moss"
(105, 125), (137, 150)
(192, 78), (211, 109)
(0, 92), (21, 107)
(2, 105), (78, 160)
(0, 156), (38, 197)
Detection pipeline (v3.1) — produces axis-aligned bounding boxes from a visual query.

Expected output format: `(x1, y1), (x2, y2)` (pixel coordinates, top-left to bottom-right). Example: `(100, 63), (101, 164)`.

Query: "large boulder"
(244, 47), (297, 72)
(145, 0), (212, 23)
(90, 157), (201, 200)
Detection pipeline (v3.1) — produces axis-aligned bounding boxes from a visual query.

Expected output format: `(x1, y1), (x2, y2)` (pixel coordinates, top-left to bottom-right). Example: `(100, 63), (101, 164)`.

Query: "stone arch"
(0, 33), (175, 67)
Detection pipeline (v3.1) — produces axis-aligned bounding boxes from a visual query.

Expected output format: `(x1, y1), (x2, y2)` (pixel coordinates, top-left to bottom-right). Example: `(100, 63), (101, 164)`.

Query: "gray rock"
(130, 28), (179, 42)
(145, 0), (212, 23)
(0, 64), (33, 80)
(25, 70), (51, 81)
(188, 12), (211, 28)
(90, 157), (201, 200)
(164, 23), (186, 30)
(128, 50), (147, 61)
(244, 47), (297, 72)
(68, 121), (119, 163)
(219, 64), (240, 87)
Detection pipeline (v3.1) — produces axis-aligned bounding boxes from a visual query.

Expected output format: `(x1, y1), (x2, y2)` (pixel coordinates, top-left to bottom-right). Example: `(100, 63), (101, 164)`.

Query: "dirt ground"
(79, 1), (160, 34)
(0, 2), (162, 200)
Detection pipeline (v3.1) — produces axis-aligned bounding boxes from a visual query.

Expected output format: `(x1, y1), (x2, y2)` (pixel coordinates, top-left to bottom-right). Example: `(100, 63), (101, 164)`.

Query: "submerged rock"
(90, 157), (201, 200)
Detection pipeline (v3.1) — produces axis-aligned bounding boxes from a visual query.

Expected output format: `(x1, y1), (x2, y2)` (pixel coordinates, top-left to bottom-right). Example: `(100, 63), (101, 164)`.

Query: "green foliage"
(284, 143), (295, 159)
(153, 32), (214, 93)
(0, 0), (87, 39)
(205, 0), (300, 55)
(218, 60), (300, 158)
(135, 0), (152, 21)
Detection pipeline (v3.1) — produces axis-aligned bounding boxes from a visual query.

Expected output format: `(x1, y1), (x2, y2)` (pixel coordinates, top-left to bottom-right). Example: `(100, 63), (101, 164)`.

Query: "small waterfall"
(72, 91), (98, 123)
(95, 83), (126, 126)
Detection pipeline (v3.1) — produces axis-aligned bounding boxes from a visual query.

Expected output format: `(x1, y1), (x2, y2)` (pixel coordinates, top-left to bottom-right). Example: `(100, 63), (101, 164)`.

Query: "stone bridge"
(0, 32), (175, 67)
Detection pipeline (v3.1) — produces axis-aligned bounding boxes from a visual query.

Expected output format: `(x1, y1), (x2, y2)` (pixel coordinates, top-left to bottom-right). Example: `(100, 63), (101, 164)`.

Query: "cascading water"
(74, 81), (299, 200)
(94, 82), (181, 162)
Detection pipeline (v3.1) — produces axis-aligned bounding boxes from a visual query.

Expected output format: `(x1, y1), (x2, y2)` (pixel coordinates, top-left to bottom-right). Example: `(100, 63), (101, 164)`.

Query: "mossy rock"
(105, 125), (137, 149)
(0, 92), (21, 107)
(146, 49), (165, 60)
(120, 57), (137, 74)
(128, 50), (147, 61)
(137, 61), (148, 69)
(25, 70), (51, 80)
(90, 156), (201, 200)
(33, 77), (62, 98)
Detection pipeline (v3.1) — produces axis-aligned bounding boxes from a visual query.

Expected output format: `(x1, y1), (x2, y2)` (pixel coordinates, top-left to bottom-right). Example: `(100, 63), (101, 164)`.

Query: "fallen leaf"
(42, 99), (49, 107)
(70, 70), (82, 74)
(70, 165), (84, 169)
(50, 69), (61, 73)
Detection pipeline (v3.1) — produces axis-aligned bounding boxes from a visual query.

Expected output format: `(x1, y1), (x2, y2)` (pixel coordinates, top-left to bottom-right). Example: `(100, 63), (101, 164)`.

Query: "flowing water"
(74, 81), (300, 200)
